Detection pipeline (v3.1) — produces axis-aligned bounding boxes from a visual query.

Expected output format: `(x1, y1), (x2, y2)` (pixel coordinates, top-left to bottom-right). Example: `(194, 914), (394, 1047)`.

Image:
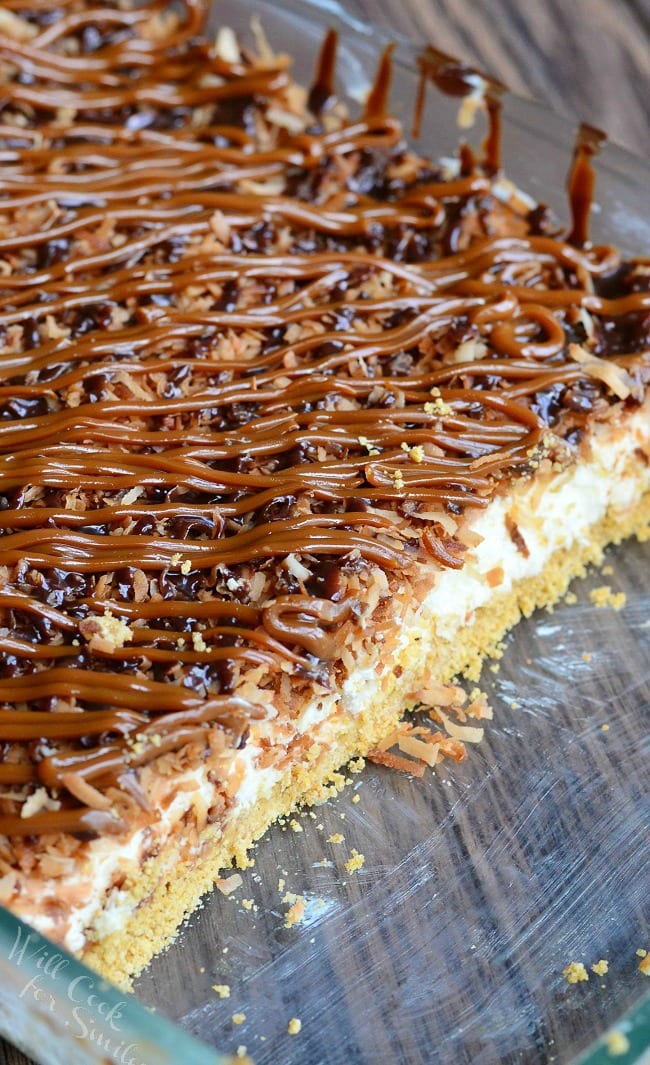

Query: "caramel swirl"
(0, 1), (647, 840)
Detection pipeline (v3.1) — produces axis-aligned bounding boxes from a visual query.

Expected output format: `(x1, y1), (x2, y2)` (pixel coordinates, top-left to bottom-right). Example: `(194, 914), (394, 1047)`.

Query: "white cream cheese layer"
(424, 406), (649, 640)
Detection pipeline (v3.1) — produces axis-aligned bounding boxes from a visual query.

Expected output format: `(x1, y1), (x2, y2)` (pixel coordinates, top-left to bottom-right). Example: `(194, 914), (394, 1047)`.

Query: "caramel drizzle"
(0, 1), (647, 839)
(566, 123), (607, 248)
(414, 45), (505, 174)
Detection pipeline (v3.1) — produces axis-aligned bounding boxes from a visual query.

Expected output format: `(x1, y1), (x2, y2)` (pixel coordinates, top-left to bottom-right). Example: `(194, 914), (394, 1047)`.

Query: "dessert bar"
(0, 0), (647, 987)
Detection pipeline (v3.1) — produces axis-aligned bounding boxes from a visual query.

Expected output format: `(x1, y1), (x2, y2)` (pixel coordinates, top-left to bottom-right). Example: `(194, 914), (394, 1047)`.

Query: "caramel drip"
(308, 28), (338, 116)
(414, 45), (505, 173)
(363, 44), (395, 123)
(566, 123), (607, 247)
(0, 2), (647, 840)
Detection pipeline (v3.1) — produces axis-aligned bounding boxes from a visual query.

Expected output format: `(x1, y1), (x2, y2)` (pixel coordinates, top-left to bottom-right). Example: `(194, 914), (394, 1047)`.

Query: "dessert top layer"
(0, 0), (648, 842)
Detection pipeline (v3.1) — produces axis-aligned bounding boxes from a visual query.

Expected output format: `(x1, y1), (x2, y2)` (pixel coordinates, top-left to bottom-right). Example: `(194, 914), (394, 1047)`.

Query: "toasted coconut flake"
(241, 176), (285, 196)
(457, 86), (484, 130)
(413, 682), (466, 708)
(567, 343), (638, 400)
(574, 307), (595, 340)
(375, 726), (403, 752)
(486, 565), (504, 588)
(284, 554), (312, 582)
(216, 873), (242, 896)
(210, 210), (231, 243)
(21, 787), (61, 819)
(459, 527), (485, 548)
(213, 26), (240, 64)
(466, 696), (493, 720)
(266, 107), (305, 134)
(0, 872), (18, 903)
(121, 486), (145, 506)
(250, 14), (275, 62)
(417, 511), (458, 534)
(397, 734), (440, 766)
(431, 733), (468, 762)
(44, 314), (70, 340)
(140, 10), (179, 42)
(0, 7), (37, 41)
(367, 749), (426, 777)
(437, 709), (484, 744)
(450, 338), (488, 364)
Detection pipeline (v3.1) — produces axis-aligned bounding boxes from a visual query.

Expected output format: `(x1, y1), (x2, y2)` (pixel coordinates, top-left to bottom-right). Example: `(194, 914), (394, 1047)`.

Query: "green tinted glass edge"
(0, 907), (230, 1065)
(573, 993), (650, 1065)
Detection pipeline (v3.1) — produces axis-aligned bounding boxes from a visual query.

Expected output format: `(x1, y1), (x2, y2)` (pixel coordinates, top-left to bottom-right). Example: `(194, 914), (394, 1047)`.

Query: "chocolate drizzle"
(0, 1), (648, 840)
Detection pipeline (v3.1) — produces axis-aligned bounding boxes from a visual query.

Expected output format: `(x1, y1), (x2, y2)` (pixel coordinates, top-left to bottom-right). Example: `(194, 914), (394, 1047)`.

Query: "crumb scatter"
(589, 585), (626, 610)
(562, 961), (589, 984)
(605, 1031), (630, 1056)
(345, 849), (365, 874)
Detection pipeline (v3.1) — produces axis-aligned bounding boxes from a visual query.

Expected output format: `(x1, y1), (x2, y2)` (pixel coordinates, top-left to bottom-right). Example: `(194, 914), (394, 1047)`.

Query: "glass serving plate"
(1, 2), (648, 1063)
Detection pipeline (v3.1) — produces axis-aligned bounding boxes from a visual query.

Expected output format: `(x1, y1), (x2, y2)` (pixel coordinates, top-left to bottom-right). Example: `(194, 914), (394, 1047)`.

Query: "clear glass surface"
(0, 2), (648, 1063)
